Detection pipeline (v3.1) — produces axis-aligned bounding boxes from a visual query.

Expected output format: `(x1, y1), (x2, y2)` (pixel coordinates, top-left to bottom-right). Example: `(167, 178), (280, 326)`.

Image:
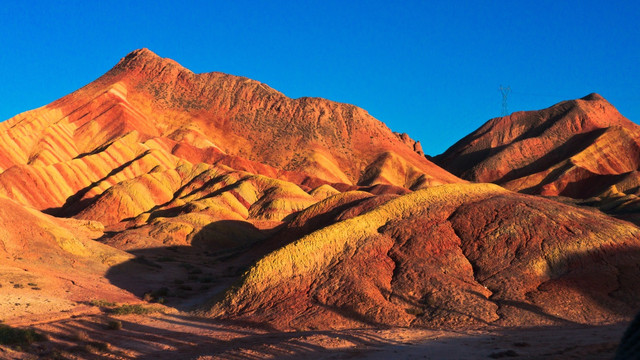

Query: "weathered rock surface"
(0, 195), (135, 321)
(208, 183), (640, 329)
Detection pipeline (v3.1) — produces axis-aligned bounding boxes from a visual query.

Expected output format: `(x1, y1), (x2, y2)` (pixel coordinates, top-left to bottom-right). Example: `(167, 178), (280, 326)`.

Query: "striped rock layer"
(0, 49), (460, 222)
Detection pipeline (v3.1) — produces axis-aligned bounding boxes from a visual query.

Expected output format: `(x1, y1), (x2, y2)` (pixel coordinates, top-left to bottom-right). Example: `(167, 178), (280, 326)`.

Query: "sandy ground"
(0, 310), (627, 359)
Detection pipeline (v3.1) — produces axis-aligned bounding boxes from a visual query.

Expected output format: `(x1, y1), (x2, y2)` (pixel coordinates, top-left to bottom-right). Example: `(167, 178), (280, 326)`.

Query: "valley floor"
(0, 311), (627, 359)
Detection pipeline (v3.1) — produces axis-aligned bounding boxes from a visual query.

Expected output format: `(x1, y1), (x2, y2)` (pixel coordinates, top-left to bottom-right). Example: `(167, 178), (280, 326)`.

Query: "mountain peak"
(110, 48), (185, 76)
(435, 92), (637, 196)
(122, 48), (158, 61)
(581, 92), (605, 101)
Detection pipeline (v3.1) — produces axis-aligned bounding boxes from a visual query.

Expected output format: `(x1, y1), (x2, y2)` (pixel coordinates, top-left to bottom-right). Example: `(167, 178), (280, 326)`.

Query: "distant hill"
(434, 93), (640, 200)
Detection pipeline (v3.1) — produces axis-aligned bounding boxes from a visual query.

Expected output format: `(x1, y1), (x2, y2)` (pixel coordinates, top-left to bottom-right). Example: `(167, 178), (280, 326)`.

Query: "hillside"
(208, 183), (640, 329)
(434, 93), (640, 199)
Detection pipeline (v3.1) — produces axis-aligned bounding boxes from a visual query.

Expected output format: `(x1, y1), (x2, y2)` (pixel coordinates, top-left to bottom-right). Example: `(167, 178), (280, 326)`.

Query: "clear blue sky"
(1, 1), (638, 155)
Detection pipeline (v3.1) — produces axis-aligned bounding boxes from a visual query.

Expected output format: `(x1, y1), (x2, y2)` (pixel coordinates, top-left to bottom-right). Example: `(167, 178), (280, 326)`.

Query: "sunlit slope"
(0, 48), (460, 229)
(435, 94), (640, 199)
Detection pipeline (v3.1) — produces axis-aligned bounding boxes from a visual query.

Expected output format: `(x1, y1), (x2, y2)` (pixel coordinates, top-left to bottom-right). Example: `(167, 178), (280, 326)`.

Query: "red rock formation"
(435, 94), (640, 198)
(208, 183), (640, 329)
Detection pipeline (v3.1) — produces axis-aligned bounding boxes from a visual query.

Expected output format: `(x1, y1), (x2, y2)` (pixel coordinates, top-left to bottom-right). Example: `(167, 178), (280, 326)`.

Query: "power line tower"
(499, 85), (511, 116)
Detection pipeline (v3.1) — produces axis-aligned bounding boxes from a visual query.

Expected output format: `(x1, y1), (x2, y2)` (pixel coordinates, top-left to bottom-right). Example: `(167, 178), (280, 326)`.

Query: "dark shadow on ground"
(104, 220), (273, 312)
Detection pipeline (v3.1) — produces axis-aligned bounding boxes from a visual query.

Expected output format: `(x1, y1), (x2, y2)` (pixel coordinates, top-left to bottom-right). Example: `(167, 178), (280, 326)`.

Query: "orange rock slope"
(0, 48), (460, 220)
(435, 93), (640, 199)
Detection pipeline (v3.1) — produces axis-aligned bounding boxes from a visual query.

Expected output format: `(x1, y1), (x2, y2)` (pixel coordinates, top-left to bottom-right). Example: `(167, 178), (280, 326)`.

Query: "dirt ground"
(0, 310), (628, 359)
(0, 244), (631, 359)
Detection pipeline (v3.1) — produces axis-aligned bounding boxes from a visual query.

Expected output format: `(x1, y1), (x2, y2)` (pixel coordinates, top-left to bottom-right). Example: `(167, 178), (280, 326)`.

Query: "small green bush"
(90, 299), (117, 308)
(0, 325), (47, 345)
(106, 320), (122, 330)
(110, 304), (162, 315)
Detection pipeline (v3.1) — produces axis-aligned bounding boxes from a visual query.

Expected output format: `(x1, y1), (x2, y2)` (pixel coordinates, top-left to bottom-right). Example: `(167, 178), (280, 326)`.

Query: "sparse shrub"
(88, 341), (110, 352)
(13, 283), (24, 289)
(106, 320), (122, 330)
(144, 287), (170, 303)
(90, 299), (117, 308)
(0, 325), (47, 345)
(110, 304), (162, 315)
(82, 341), (110, 353)
(71, 330), (89, 342)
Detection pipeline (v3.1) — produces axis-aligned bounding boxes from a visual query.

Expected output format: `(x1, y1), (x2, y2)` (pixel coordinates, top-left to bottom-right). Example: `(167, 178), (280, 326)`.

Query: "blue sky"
(1, 1), (638, 155)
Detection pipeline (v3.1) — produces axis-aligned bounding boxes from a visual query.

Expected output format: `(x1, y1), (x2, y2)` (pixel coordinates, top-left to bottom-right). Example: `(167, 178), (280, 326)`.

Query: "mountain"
(0, 49), (459, 220)
(434, 94), (640, 200)
(1, 49), (640, 353)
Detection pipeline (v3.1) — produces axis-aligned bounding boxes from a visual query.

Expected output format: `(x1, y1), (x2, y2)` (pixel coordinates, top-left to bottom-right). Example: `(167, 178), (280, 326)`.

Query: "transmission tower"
(499, 85), (511, 116)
